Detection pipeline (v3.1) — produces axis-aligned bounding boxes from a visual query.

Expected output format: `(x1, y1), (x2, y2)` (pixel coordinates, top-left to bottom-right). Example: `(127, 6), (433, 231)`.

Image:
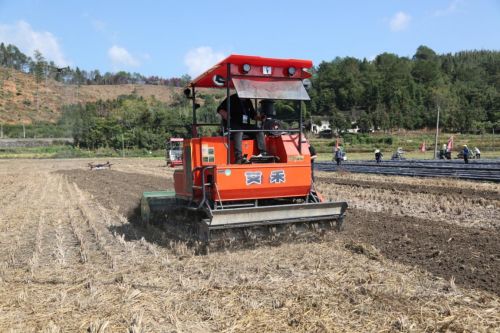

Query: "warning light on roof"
(242, 64), (251, 73)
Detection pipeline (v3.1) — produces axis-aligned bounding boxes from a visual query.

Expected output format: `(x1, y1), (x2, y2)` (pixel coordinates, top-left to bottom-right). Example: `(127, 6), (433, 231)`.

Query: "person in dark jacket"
(309, 143), (317, 181)
(375, 149), (383, 163)
(334, 148), (343, 166)
(462, 145), (470, 164)
(217, 94), (267, 164)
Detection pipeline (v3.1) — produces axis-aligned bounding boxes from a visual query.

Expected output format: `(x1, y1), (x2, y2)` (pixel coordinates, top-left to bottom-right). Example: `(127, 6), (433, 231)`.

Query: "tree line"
(1, 43), (499, 136)
(309, 46), (500, 133)
(58, 92), (222, 150)
(0, 43), (190, 86)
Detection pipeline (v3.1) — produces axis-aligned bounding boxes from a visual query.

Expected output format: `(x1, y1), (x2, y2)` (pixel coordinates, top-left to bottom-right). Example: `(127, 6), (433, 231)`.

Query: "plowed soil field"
(0, 159), (498, 332)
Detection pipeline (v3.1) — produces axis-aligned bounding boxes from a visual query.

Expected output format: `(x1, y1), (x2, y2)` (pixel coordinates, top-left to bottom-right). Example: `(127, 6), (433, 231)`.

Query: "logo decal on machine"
(245, 171), (262, 185)
(270, 170), (286, 184)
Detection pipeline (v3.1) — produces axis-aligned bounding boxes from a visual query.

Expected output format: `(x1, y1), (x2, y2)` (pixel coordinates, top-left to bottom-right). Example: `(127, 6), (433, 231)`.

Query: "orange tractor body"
(141, 55), (347, 242)
(174, 135), (311, 201)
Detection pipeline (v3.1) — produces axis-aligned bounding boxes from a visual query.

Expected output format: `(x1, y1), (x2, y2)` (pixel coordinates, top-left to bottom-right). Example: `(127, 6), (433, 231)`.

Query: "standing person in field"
(439, 144), (447, 159)
(474, 147), (481, 159)
(462, 145), (470, 164)
(334, 148), (343, 166)
(375, 149), (383, 163)
(309, 143), (317, 181)
(339, 144), (346, 160)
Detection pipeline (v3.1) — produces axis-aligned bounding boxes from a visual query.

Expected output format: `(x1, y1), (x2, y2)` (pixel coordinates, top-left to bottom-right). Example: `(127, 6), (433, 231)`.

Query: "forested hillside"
(60, 92), (223, 150)
(1, 44), (499, 143)
(0, 43), (189, 86)
(310, 46), (500, 133)
(0, 66), (179, 124)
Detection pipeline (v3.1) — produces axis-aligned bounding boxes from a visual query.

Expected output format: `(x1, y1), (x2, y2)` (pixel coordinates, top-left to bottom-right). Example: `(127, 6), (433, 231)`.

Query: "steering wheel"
(263, 118), (283, 137)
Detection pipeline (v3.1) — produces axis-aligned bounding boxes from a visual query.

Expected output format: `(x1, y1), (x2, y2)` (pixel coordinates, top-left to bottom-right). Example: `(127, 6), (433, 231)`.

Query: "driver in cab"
(217, 93), (267, 164)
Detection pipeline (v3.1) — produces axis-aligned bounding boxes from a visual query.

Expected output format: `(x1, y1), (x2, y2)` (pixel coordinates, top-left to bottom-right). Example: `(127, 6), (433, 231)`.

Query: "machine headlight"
(287, 67), (296, 76)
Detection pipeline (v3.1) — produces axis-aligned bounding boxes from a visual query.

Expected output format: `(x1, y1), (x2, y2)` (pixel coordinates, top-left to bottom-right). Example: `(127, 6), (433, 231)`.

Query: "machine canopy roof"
(233, 78), (310, 101)
(189, 54), (312, 89)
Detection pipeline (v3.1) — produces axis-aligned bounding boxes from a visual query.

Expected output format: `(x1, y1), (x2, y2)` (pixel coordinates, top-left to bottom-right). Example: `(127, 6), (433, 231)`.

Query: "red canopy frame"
(185, 55), (313, 163)
(189, 54), (312, 88)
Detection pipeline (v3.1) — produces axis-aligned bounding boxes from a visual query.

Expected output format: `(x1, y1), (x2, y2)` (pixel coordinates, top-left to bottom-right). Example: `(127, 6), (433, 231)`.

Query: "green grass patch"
(0, 145), (166, 159)
(1, 132), (498, 160)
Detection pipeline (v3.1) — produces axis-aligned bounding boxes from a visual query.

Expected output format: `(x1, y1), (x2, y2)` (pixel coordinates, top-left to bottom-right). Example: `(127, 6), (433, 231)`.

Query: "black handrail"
(193, 123), (221, 127)
(188, 61), (309, 164)
(227, 129), (300, 133)
(226, 63), (231, 164)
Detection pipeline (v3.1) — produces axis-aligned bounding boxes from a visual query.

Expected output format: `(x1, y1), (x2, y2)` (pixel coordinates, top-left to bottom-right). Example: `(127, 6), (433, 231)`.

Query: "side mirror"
(183, 88), (192, 98)
(302, 79), (312, 90)
(213, 75), (225, 87)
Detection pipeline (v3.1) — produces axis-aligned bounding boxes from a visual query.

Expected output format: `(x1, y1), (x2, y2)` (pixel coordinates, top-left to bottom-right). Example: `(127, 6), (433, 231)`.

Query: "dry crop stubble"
(0, 159), (498, 332)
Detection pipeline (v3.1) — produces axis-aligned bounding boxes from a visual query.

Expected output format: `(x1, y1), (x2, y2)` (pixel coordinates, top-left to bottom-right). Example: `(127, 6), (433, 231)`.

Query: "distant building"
(347, 122), (360, 133)
(311, 120), (330, 134)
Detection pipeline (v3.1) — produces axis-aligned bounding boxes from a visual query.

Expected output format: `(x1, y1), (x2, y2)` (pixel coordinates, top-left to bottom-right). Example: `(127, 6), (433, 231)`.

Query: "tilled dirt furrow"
(57, 169), (171, 218)
(316, 180), (500, 230)
(72, 181), (166, 268)
(110, 160), (174, 178)
(317, 170), (500, 193)
(65, 177), (163, 272)
(316, 176), (500, 200)
(342, 208), (500, 295)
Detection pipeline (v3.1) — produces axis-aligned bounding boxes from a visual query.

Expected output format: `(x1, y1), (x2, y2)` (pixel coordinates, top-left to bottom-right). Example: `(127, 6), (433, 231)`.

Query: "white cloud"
(389, 11), (411, 31)
(434, 0), (462, 16)
(184, 46), (226, 77)
(108, 45), (140, 68)
(91, 19), (107, 32)
(0, 20), (70, 66)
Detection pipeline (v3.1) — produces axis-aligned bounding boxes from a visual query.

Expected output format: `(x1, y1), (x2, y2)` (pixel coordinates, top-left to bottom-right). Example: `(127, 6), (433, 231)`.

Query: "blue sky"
(0, 0), (499, 78)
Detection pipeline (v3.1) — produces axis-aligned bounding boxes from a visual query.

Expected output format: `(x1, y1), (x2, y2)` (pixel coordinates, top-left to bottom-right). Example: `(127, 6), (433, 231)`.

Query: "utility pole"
(310, 105), (313, 134)
(36, 84), (39, 112)
(121, 133), (125, 158)
(433, 105), (440, 159)
(493, 127), (496, 152)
